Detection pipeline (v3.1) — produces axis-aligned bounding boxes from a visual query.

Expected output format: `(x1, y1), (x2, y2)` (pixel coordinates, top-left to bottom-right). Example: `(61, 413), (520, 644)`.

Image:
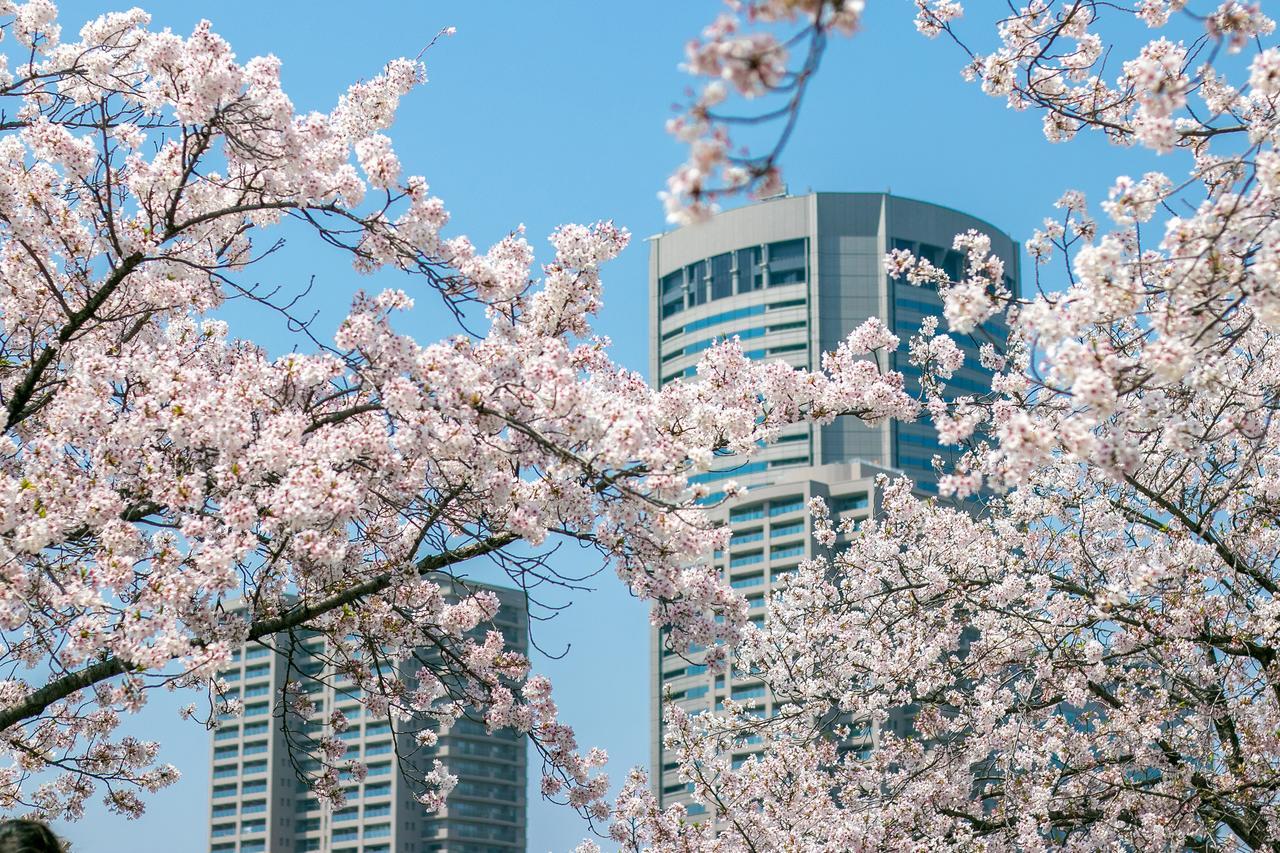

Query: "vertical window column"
(686, 260), (708, 308)
(661, 270), (685, 319)
(735, 246), (763, 293)
(710, 253), (733, 300)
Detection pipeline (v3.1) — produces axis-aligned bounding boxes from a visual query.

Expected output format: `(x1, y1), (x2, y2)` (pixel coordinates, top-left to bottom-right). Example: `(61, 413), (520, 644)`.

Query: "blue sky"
(36, 1), (1167, 851)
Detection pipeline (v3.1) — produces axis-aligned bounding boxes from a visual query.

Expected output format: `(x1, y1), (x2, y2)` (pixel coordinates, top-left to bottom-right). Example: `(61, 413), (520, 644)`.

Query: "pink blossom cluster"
(617, 1), (1280, 848)
(0, 1), (922, 824)
(885, 229), (1011, 335)
(921, 0), (1277, 152)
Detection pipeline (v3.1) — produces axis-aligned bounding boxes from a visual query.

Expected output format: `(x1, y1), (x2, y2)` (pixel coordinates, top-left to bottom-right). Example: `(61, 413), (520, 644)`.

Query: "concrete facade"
(207, 583), (527, 853)
(647, 192), (1019, 810)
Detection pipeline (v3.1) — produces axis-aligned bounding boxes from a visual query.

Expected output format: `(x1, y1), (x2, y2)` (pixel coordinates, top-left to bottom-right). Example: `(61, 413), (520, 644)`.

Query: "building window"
(454, 780), (519, 801)
(664, 302), (788, 342)
(686, 260), (708, 307)
(709, 253), (733, 300)
(767, 297), (805, 310)
(453, 821), (518, 842)
(767, 321), (806, 333)
(660, 270), (684, 319)
(833, 492), (869, 512)
(736, 246), (764, 291)
(767, 239), (806, 285)
(770, 520), (804, 538)
(768, 497), (804, 517)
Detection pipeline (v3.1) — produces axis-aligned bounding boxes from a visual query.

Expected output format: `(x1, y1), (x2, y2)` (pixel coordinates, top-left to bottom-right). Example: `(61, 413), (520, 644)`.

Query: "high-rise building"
(208, 581), (528, 853)
(647, 192), (1020, 811)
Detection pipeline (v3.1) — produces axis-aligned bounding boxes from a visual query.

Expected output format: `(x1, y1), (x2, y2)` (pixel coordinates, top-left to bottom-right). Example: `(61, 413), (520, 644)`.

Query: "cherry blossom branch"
(0, 534), (518, 734)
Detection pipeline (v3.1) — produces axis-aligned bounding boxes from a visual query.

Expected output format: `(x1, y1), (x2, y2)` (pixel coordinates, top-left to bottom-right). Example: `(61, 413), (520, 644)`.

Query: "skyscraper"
(208, 581), (528, 853)
(647, 192), (1019, 811)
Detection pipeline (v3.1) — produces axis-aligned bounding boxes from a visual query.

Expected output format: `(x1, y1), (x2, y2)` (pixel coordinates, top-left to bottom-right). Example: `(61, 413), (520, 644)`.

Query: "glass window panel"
(686, 261), (708, 307)
(661, 270), (683, 298)
(768, 498), (804, 517)
(736, 246), (764, 292)
(833, 493), (869, 511)
(709, 253), (733, 300)
(767, 239), (806, 285)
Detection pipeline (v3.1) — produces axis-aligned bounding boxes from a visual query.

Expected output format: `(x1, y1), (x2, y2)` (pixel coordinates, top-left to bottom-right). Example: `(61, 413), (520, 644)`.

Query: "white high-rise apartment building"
(647, 192), (1020, 812)
(207, 582), (527, 853)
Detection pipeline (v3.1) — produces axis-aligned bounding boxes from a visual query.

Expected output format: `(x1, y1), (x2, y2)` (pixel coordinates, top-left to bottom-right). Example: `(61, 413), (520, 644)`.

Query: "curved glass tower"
(650, 191), (1018, 496)
(648, 192), (1020, 811)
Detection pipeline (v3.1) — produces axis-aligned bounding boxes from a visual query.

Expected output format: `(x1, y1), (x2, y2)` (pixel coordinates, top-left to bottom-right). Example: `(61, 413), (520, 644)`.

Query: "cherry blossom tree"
(620, 1), (1280, 850)
(0, 1), (918, 823)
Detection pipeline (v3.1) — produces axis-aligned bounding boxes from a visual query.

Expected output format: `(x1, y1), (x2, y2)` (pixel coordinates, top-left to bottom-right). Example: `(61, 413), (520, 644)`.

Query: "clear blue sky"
(38, 2), (1165, 851)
